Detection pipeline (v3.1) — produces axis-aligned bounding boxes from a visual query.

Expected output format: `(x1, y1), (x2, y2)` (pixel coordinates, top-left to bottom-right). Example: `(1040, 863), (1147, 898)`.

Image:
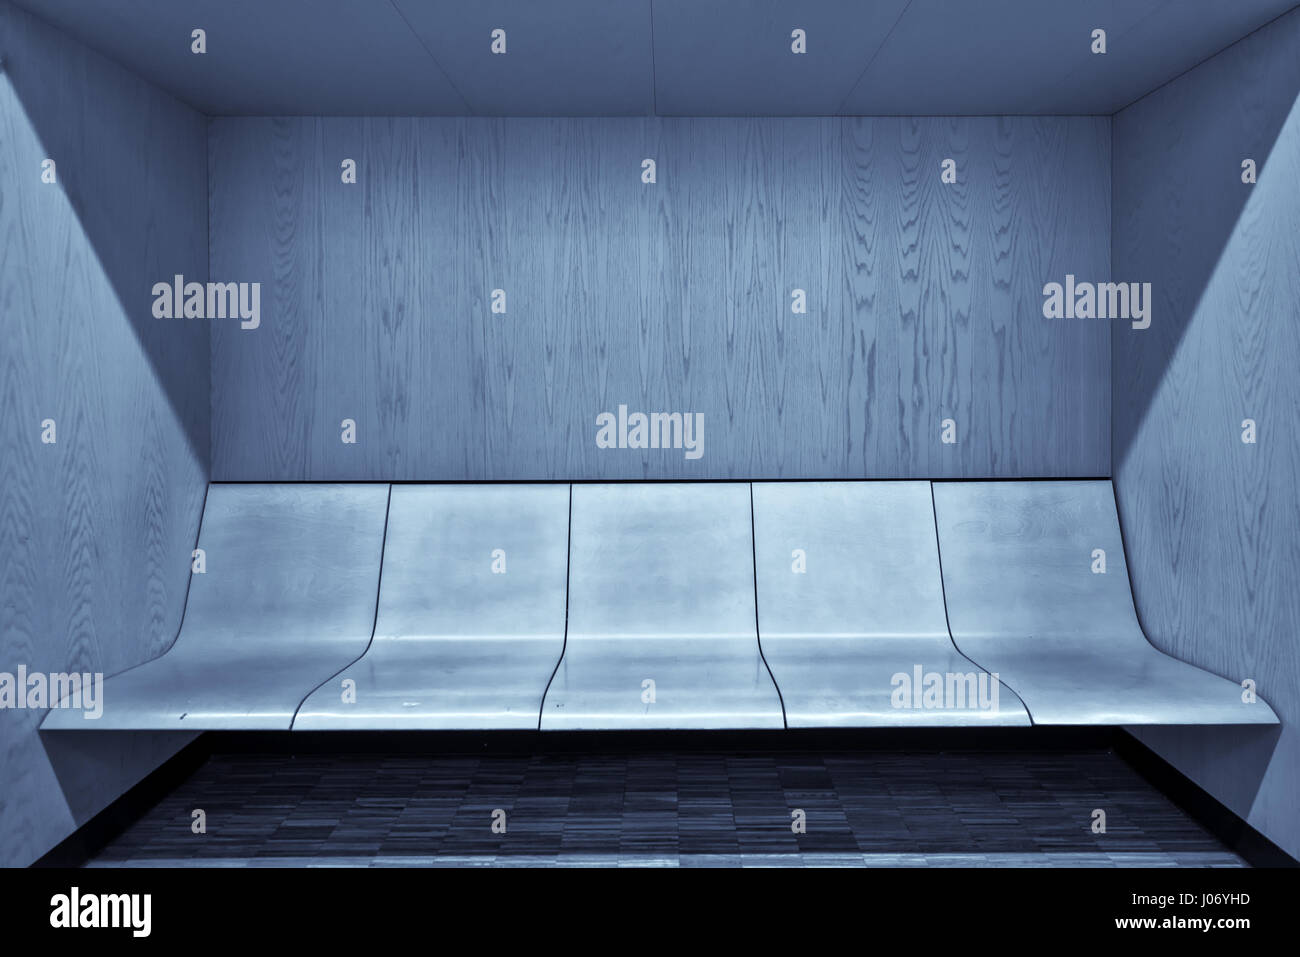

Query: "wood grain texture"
(209, 116), (1110, 480)
(0, 1), (207, 866)
(1112, 6), (1300, 860)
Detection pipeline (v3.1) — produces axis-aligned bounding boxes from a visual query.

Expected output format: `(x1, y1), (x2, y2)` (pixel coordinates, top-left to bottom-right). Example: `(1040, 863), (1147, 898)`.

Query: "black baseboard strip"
(193, 726), (1120, 754)
(1113, 729), (1297, 868)
(32, 735), (213, 868)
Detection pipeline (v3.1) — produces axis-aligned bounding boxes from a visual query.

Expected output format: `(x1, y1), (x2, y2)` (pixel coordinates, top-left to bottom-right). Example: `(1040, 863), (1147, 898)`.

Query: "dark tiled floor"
(89, 750), (1244, 867)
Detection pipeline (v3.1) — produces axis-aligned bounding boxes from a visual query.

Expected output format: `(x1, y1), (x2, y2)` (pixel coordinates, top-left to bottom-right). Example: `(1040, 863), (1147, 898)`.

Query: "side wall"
(1113, 8), (1300, 860)
(209, 116), (1111, 481)
(0, 1), (207, 866)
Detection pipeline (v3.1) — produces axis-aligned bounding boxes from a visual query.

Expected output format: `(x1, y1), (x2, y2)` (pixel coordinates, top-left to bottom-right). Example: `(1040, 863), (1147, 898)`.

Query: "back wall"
(209, 116), (1110, 480)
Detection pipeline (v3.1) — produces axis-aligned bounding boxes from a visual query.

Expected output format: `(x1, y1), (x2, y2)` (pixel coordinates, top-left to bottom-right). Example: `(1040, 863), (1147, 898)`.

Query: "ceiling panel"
(650, 0), (911, 115)
(845, 0), (1160, 114)
(393, 0), (654, 115)
(9, 0), (469, 115)
(843, 0), (1299, 114)
(1034, 0), (1300, 112)
(7, 0), (1297, 115)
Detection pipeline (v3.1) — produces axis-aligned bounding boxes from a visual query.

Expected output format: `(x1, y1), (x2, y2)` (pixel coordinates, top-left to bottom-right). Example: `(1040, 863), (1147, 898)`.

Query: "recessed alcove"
(2, 1), (1297, 874)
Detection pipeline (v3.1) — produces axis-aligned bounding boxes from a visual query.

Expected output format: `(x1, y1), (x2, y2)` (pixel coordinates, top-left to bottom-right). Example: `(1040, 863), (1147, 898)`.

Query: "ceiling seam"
(835, 0), (915, 115)
(1110, 0), (1300, 116)
(385, 0), (475, 114)
(650, 0), (658, 115)
(1017, 0), (1179, 115)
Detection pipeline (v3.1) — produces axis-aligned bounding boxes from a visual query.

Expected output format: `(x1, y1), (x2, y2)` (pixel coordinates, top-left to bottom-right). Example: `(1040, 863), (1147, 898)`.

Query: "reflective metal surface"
(42, 484), (389, 730)
(294, 484), (570, 729)
(933, 481), (1279, 725)
(753, 482), (1029, 726)
(542, 483), (784, 729)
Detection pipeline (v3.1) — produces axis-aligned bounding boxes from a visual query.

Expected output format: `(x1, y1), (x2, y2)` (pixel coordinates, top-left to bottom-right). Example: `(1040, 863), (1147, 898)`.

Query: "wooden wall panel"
(492, 119), (601, 479)
(209, 115), (1110, 480)
(1112, 7), (1300, 862)
(419, 120), (481, 478)
(777, 119), (844, 477)
(316, 118), (365, 477)
(361, 118), (422, 477)
(209, 117), (313, 476)
(0, 0), (207, 866)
